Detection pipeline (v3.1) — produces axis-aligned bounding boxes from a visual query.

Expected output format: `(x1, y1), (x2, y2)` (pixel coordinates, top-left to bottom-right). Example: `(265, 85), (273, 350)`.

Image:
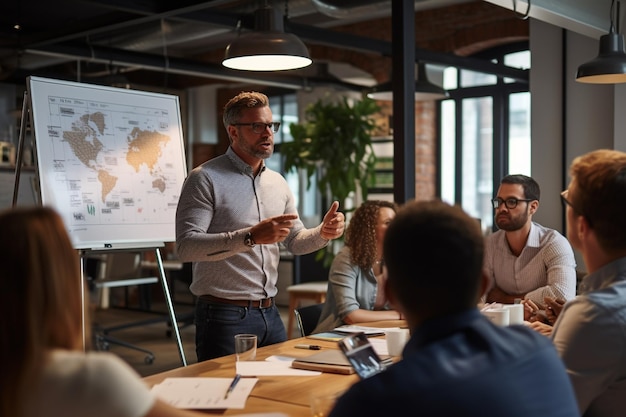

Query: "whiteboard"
(27, 76), (187, 250)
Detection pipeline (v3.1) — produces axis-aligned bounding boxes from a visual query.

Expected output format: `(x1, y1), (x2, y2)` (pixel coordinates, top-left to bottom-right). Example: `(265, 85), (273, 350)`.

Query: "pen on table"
(295, 344), (321, 350)
(224, 374), (241, 399)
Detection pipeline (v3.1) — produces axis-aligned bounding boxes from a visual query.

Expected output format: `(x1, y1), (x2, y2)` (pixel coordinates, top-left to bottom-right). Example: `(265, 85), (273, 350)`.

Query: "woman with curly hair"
(313, 200), (402, 333)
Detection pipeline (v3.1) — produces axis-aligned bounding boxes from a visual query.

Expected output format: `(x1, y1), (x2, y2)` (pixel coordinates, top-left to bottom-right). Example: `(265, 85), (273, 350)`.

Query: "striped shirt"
(483, 222), (577, 305)
(175, 147), (328, 299)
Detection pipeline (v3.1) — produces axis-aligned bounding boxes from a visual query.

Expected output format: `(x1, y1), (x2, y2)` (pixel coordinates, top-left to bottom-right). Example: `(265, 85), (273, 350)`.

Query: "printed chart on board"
(27, 76), (187, 249)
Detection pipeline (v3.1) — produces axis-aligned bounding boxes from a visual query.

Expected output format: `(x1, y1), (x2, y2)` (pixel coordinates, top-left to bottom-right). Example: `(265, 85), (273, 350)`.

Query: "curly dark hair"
(345, 200), (399, 271)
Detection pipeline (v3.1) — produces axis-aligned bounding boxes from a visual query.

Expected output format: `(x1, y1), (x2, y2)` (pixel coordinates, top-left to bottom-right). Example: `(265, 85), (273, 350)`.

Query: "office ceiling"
(0, 0), (531, 92)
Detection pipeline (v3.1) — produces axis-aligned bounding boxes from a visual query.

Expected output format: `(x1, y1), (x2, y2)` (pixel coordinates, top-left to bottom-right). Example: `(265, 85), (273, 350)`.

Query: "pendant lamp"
(367, 62), (448, 101)
(576, 0), (626, 84)
(223, 4), (312, 71)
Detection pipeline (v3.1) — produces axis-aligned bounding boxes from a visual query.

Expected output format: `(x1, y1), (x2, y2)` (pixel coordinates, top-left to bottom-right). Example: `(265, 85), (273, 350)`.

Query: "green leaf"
(283, 96), (381, 264)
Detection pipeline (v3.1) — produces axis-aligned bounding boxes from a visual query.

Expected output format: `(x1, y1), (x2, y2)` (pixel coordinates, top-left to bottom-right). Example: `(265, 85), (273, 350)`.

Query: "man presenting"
(176, 91), (345, 361)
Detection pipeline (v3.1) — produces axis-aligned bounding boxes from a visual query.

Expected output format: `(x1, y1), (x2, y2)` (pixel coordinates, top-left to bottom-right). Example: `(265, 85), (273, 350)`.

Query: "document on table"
(333, 324), (400, 336)
(236, 356), (322, 376)
(151, 377), (258, 409)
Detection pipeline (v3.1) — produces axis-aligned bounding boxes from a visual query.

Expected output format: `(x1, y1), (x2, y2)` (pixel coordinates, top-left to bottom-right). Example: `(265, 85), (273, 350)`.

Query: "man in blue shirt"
(329, 200), (579, 417)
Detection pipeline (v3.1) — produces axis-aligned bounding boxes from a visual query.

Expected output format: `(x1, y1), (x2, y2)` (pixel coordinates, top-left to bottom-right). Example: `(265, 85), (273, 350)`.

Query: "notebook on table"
(291, 349), (356, 375)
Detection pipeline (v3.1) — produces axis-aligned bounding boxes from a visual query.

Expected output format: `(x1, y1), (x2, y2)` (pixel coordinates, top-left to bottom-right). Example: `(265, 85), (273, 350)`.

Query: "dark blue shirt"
(329, 309), (579, 417)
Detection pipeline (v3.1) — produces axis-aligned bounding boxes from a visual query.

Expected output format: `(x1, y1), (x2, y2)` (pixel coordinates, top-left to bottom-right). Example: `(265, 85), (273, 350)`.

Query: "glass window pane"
(440, 99), (456, 205)
(508, 92), (531, 175)
(461, 97), (493, 231)
(504, 50), (530, 83)
(460, 69), (497, 88)
(443, 66), (458, 90)
(504, 50), (530, 69)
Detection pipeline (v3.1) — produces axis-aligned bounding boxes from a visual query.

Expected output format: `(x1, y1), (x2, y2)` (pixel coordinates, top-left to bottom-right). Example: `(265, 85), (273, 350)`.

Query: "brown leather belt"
(199, 294), (274, 308)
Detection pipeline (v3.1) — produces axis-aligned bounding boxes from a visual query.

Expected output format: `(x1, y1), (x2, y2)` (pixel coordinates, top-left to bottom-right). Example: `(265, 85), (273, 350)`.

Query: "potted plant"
(281, 95), (381, 265)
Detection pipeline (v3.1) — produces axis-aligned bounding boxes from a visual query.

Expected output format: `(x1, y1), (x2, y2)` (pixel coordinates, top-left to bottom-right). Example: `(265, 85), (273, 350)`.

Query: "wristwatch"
(244, 232), (256, 247)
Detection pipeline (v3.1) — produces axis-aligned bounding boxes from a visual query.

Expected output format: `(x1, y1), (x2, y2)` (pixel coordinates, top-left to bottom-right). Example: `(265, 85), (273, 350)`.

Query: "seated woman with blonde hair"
(313, 200), (402, 333)
(0, 206), (211, 417)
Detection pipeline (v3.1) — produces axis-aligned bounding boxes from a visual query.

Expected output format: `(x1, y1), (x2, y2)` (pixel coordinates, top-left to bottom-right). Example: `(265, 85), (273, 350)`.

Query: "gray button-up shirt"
(175, 147), (328, 299)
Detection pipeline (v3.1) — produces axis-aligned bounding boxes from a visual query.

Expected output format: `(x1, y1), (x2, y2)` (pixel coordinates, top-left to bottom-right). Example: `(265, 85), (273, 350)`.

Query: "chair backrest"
(94, 252), (157, 288)
(294, 303), (324, 337)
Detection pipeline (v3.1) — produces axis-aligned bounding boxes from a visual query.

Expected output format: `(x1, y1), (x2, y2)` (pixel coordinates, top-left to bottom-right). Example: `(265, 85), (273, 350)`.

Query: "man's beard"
(495, 209), (529, 231)
(242, 139), (273, 160)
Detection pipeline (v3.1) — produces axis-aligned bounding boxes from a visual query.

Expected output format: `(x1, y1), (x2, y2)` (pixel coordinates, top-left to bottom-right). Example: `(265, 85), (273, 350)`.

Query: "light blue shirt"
(313, 246), (388, 333)
(175, 147), (328, 299)
(552, 256), (626, 416)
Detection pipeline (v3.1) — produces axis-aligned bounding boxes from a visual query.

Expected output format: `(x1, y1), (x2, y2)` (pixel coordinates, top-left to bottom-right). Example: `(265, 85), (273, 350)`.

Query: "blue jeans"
(194, 298), (287, 362)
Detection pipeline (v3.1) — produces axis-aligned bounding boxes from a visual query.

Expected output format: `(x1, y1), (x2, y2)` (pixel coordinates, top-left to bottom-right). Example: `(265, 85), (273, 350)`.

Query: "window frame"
(436, 41), (530, 232)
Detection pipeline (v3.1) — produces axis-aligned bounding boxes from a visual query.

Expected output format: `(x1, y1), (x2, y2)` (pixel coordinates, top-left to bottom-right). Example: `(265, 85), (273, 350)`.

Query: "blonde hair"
(0, 207), (84, 417)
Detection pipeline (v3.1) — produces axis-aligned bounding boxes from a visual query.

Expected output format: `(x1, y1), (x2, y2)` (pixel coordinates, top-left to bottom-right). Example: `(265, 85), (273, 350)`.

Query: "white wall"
(530, 18), (626, 273)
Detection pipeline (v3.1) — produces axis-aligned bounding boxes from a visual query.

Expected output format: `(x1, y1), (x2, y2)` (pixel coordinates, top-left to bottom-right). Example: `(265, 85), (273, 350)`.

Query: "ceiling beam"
(24, 43), (367, 91)
(24, 2), (529, 84)
(483, 0), (609, 39)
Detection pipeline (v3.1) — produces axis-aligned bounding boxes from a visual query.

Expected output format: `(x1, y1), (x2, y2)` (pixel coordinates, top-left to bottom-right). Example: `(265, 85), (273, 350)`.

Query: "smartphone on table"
(338, 332), (391, 379)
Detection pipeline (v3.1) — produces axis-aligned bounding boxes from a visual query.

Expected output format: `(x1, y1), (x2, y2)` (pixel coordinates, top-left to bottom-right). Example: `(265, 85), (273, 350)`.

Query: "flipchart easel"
(13, 88), (187, 366)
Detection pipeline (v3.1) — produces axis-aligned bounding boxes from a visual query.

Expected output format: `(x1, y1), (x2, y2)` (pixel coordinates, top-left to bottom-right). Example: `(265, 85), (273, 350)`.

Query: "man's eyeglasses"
(491, 197), (534, 209)
(560, 189), (574, 209)
(232, 122), (280, 133)
(560, 189), (592, 225)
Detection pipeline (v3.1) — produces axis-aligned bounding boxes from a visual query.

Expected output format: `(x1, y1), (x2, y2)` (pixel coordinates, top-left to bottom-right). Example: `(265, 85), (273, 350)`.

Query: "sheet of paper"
(333, 325), (400, 335)
(230, 414), (290, 417)
(369, 337), (389, 356)
(236, 358), (322, 376)
(230, 414), (289, 417)
(151, 377), (257, 409)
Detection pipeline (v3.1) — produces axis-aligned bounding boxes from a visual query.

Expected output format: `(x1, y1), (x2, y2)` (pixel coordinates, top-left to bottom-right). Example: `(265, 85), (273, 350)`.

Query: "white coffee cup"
(385, 328), (410, 357)
(503, 304), (524, 325)
(482, 308), (510, 326)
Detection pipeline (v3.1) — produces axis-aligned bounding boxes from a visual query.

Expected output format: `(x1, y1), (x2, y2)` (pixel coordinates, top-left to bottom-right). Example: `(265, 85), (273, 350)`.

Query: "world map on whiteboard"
(47, 99), (183, 224)
(62, 111), (171, 203)
(28, 76), (187, 249)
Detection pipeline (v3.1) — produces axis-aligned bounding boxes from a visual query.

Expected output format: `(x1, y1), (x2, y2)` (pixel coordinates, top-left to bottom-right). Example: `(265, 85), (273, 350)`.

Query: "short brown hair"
(569, 149), (626, 251)
(222, 91), (270, 129)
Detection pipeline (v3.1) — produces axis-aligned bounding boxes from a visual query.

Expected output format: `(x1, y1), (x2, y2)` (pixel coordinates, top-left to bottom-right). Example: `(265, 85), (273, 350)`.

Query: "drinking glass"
(234, 334), (257, 361)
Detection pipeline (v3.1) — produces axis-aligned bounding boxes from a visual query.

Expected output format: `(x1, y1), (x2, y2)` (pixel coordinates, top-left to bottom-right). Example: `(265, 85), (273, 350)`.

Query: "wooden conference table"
(143, 320), (406, 416)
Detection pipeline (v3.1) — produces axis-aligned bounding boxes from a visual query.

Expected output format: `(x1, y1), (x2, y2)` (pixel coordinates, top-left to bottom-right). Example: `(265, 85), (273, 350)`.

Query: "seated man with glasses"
(483, 174), (577, 315)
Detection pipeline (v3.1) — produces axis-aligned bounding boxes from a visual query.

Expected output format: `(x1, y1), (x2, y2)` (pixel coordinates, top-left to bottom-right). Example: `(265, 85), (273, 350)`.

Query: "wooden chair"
(294, 303), (325, 337)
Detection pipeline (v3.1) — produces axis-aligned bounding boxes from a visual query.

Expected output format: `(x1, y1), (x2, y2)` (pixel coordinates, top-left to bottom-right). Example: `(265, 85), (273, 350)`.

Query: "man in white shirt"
(484, 174), (576, 308)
